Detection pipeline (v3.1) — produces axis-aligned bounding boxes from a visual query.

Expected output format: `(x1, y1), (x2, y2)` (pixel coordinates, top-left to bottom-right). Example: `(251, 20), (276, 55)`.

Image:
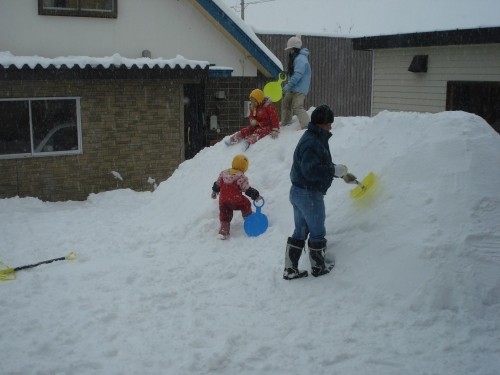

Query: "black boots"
(283, 237), (309, 280)
(308, 239), (334, 277)
(283, 237), (334, 280)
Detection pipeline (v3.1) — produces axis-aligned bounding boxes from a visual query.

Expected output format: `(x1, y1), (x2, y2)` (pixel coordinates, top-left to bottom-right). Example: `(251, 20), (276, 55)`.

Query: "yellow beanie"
(249, 89), (264, 104)
(230, 154), (249, 174)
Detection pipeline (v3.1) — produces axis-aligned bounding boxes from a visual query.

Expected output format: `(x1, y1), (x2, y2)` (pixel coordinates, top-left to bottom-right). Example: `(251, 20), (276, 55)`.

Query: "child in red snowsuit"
(211, 154), (261, 240)
(224, 89), (280, 150)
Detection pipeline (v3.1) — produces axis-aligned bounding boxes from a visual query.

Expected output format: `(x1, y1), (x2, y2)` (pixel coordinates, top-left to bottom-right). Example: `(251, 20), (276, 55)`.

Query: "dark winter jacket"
(290, 122), (335, 194)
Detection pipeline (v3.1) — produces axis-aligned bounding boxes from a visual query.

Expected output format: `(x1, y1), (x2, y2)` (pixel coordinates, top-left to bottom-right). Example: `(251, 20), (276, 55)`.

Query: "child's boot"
(224, 136), (237, 146)
(283, 237), (308, 280)
(217, 221), (230, 240)
(224, 133), (242, 146)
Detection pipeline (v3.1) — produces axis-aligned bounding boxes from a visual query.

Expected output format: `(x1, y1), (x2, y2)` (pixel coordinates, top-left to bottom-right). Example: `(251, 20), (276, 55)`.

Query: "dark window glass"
(32, 99), (78, 153)
(0, 98), (81, 158)
(0, 101), (31, 155)
(39, 0), (117, 18)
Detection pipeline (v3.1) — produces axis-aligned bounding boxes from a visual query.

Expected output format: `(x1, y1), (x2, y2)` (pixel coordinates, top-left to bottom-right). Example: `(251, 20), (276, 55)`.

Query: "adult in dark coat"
(283, 105), (357, 280)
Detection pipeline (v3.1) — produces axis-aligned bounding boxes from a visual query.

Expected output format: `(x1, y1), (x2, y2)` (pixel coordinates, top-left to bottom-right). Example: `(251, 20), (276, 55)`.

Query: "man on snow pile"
(283, 105), (357, 280)
(211, 154), (261, 240)
(224, 89), (280, 151)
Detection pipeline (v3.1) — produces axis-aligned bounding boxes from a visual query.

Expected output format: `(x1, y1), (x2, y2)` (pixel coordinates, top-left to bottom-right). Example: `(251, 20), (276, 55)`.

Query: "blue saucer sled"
(244, 198), (269, 237)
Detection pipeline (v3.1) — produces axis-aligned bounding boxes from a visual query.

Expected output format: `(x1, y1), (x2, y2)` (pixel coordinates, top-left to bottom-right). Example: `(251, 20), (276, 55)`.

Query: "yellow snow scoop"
(263, 71), (287, 102)
(0, 252), (77, 282)
(350, 172), (377, 200)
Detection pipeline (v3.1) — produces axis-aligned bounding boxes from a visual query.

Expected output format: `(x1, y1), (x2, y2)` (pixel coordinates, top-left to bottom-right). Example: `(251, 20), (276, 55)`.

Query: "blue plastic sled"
(244, 198), (269, 237)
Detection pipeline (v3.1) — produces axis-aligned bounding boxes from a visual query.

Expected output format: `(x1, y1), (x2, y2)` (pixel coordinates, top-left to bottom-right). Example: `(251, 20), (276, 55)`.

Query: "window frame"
(0, 97), (83, 160)
(38, 0), (118, 19)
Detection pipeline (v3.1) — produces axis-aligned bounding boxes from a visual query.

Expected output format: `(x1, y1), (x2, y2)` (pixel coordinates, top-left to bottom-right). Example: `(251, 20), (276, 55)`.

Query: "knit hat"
(230, 154), (249, 174)
(249, 89), (264, 104)
(311, 105), (334, 125)
(285, 35), (302, 50)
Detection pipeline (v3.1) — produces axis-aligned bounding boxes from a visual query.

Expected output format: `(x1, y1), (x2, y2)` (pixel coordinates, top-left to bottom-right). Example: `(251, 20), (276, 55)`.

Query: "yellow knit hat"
(230, 154), (249, 174)
(249, 89), (264, 104)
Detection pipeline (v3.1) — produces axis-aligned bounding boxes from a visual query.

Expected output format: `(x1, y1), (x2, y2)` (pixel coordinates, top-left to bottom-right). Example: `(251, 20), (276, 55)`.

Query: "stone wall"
(0, 78), (183, 201)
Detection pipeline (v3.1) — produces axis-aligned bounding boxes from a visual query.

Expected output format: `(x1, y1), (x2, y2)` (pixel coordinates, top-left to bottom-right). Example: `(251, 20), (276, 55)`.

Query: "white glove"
(334, 164), (348, 178)
(250, 119), (259, 127)
(270, 129), (279, 139)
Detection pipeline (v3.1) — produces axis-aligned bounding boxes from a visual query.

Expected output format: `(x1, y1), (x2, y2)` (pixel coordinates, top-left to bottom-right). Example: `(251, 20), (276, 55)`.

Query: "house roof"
(0, 52), (210, 80)
(0, 52), (209, 70)
(352, 27), (500, 50)
(190, 0), (282, 78)
(0, 1), (281, 79)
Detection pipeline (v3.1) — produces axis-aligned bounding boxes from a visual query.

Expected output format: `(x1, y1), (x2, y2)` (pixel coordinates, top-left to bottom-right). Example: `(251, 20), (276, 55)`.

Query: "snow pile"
(1, 111), (499, 375)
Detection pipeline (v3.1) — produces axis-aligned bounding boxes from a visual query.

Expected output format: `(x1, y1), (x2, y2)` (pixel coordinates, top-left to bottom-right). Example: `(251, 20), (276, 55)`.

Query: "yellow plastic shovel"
(350, 172), (377, 200)
(263, 72), (287, 102)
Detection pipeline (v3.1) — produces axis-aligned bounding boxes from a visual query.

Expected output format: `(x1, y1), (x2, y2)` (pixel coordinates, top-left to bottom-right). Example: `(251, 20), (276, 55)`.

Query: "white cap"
(285, 36), (302, 50)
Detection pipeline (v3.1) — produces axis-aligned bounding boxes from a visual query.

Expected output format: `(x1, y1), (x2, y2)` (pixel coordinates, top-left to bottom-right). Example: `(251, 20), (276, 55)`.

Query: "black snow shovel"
(0, 252), (77, 282)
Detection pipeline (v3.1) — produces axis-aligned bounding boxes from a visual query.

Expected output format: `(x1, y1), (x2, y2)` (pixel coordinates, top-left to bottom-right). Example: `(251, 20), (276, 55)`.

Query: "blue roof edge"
(195, 0), (281, 78)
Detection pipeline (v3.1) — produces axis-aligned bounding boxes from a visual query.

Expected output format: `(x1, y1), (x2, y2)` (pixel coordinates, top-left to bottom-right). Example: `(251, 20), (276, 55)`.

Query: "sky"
(220, 0), (500, 36)
(1, 109), (499, 374)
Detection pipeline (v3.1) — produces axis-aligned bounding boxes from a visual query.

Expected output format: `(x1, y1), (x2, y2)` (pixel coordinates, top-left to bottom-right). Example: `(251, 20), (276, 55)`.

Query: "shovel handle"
(354, 180), (366, 189)
(13, 252), (77, 272)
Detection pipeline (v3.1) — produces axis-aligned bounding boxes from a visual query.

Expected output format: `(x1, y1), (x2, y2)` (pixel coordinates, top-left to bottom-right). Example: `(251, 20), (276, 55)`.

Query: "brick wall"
(0, 78), (183, 201)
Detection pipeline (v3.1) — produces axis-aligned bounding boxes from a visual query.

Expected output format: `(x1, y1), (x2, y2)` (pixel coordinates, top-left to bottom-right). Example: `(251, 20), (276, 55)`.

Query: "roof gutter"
(191, 0), (281, 78)
(352, 27), (500, 50)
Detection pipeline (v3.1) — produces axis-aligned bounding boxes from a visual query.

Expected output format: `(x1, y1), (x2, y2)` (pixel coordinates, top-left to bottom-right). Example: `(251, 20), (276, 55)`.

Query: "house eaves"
(189, 0), (282, 78)
(0, 52), (209, 80)
(352, 27), (500, 50)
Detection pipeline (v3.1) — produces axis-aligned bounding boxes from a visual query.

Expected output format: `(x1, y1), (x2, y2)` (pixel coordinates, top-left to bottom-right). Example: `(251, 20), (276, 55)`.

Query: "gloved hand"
(250, 119), (259, 127)
(255, 195), (262, 202)
(211, 191), (218, 199)
(270, 129), (279, 139)
(334, 164), (348, 178)
(343, 173), (358, 184)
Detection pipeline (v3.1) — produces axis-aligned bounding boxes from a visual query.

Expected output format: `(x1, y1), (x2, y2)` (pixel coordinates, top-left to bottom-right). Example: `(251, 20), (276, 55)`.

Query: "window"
(0, 98), (82, 159)
(38, 0), (117, 18)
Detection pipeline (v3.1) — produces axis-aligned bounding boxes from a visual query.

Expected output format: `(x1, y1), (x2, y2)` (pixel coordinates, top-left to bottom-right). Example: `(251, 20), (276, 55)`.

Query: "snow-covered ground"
(1, 111), (499, 375)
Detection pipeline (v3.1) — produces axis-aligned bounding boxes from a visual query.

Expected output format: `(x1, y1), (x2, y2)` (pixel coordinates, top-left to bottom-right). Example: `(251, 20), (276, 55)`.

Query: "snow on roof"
(0, 51), (210, 70)
(207, 0), (283, 75)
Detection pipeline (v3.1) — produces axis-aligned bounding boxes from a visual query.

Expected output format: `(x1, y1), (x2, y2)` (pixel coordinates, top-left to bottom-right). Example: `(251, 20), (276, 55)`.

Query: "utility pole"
(235, 0), (275, 20)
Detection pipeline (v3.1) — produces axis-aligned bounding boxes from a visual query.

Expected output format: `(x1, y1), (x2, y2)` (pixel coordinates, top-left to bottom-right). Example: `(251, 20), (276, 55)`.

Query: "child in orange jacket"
(211, 154), (261, 240)
(224, 89), (280, 150)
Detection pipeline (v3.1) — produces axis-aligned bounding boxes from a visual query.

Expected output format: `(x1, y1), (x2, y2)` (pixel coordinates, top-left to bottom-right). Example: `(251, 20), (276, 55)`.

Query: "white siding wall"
(372, 44), (500, 115)
(0, 0), (257, 77)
